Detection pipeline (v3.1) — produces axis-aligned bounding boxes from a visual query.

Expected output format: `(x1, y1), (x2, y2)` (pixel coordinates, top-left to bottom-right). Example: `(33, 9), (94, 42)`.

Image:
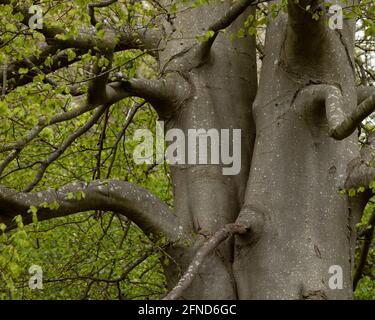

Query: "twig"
(353, 208), (375, 290)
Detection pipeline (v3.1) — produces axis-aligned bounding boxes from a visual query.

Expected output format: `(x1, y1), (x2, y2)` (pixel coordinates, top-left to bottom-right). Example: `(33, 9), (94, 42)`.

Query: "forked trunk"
(161, 2), (360, 300)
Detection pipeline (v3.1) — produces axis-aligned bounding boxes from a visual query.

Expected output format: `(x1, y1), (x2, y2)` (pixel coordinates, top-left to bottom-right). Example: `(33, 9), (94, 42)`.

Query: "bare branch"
(0, 0), (145, 53)
(2, 63), (6, 96)
(345, 158), (375, 192)
(0, 77), (152, 154)
(209, 0), (257, 32)
(330, 93), (375, 140)
(0, 47), (153, 95)
(0, 96), (94, 155)
(199, 0), (257, 55)
(106, 101), (147, 178)
(110, 73), (190, 112)
(0, 77), (152, 177)
(44, 244), (168, 285)
(0, 46), (82, 94)
(357, 86), (375, 104)
(345, 131), (375, 191)
(353, 207), (375, 290)
(23, 104), (109, 192)
(87, 30), (116, 105)
(88, 0), (118, 26)
(0, 150), (20, 177)
(0, 180), (180, 240)
(294, 84), (375, 140)
(163, 223), (248, 300)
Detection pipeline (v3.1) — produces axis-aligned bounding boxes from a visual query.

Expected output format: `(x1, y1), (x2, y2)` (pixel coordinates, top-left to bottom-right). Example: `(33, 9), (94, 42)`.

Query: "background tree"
(0, 0), (374, 299)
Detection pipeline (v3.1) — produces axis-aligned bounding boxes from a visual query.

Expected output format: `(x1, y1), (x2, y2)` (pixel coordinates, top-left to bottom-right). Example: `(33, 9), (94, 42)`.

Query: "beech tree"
(0, 0), (374, 299)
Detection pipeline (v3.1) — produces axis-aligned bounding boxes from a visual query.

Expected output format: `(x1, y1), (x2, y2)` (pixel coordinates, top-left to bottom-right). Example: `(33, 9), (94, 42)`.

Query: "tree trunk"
(233, 10), (360, 299)
(159, 1), (360, 300)
(156, 3), (257, 299)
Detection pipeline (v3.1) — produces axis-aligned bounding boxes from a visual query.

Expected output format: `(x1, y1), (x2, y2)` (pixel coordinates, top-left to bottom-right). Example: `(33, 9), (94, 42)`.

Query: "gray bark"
(233, 4), (360, 299)
(151, 2), (257, 299)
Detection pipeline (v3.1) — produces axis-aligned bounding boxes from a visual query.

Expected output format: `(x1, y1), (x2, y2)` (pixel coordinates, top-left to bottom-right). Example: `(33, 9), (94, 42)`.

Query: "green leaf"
(65, 192), (74, 200)
(196, 30), (215, 43)
(49, 200), (60, 210)
(357, 186), (365, 193)
(18, 67), (28, 75)
(27, 205), (38, 215)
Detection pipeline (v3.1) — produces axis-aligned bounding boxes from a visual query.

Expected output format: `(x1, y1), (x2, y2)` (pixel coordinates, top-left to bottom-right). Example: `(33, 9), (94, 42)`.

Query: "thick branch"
(0, 77), (150, 155)
(0, 45), (149, 95)
(0, 46), (82, 94)
(110, 73), (190, 113)
(345, 131), (375, 191)
(0, 1), (144, 52)
(286, 0), (326, 58)
(0, 78), (152, 177)
(0, 180), (180, 240)
(209, 0), (256, 32)
(288, 0), (324, 24)
(330, 94), (375, 140)
(294, 84), (375, 140)
(199, 0), (257, 55)
(88, 0), (118, 26)
(0, 2), (161, 96)
(357, 86), (375, 104)
(0, 0), (69, 43)
(345, 158), (375, 191)
(87, 30), (116, 105)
